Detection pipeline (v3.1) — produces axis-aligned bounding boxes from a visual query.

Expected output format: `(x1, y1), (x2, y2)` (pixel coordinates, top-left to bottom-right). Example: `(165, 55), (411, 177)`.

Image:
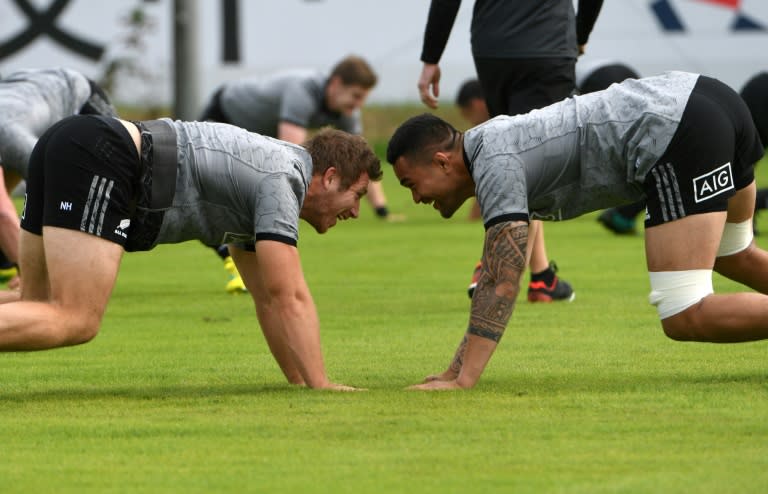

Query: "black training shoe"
(527, 262), (575, 303)
(598, 208), (636, 235)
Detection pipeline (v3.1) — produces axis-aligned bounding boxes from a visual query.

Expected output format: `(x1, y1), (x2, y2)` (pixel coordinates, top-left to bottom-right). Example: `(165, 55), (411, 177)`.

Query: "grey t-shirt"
(464, 71), (699, 224)
(217, 69), (361, 136)
(150, 120), (312, 249)
(0, 68), (92, 176)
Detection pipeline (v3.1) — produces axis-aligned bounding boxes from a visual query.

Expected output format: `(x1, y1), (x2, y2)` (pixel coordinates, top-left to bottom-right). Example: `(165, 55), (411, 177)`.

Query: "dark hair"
(386, 113), (457, 165)
(455, 79), (484, 107)
(305, 128), (382, 188)
(330, 55), (377, 89)
(740, 71), (768, 148)
(579, 63), (640, 94)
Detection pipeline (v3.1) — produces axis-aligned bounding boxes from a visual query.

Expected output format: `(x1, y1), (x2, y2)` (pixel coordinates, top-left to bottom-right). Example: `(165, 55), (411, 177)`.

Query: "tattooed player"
(387, 71), (768, 390)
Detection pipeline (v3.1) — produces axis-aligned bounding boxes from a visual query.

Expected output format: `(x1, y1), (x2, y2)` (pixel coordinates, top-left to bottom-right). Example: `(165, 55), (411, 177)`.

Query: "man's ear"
(322, 166), (338, 188)
(326, 75), (342, 96)
(433, 151), (450, 172)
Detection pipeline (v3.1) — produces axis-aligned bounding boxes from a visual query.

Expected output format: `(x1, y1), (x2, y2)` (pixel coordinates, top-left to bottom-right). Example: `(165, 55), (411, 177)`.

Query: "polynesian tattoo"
(467, 221), (528, 342)
(447, 334), (468, 377)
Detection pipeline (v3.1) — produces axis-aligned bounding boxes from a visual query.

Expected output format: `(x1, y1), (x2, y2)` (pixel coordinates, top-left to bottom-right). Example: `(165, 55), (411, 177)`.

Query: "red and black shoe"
(527, 262), (575, 303)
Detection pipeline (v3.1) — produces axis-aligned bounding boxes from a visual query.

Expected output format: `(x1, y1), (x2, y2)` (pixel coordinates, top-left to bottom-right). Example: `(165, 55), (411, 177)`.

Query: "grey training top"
(464, 71), (699, 225)
(0, 68), (92, 177)
(151, 120), (312, 248)
(217, 69), (361, 136)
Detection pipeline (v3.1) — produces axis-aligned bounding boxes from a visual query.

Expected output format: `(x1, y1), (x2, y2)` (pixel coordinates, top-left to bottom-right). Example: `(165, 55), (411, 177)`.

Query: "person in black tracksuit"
(417, 0), (603, 302)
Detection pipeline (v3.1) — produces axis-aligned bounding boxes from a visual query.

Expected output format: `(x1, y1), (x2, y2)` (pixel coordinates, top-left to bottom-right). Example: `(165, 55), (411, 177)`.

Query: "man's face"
(327, 78), (370, 116)
(459, 98), (490, 126)
(309, 171), (370, 234)
(392, 156), (466, 219)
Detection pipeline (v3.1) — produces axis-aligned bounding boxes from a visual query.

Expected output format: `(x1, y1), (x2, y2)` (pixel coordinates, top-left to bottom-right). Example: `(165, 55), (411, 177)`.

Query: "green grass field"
(1, 111), (768, 493)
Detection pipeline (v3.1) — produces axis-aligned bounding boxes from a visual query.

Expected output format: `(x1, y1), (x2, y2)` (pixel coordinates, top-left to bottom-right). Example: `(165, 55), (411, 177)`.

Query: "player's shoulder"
(464, 116), (514, 149)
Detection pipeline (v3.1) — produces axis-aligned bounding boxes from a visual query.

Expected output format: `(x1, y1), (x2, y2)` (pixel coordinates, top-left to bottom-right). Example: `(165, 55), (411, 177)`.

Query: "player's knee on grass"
(54, 309), (104, 347)
(649, 270), (713, 340)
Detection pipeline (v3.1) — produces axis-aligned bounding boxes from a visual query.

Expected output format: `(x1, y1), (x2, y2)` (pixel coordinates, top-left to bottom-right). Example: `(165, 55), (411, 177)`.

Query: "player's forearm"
(444, 334), (468, 378)
(456, 221), (527, 387)
(269, 294), (331, 389)
(254, 304), (306, 385)
(0, 211), (19, 264)
(455, 334), (498, 388)
(0, 185), (19, 263)
(277, 121), (308, 145)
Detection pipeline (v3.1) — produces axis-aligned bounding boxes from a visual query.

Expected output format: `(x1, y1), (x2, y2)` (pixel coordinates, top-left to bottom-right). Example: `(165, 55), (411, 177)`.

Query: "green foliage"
(1, 125), (768, 494)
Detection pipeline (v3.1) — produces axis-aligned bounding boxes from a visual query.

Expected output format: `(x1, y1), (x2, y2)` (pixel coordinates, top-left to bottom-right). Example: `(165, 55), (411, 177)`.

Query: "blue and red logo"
(652, 0), (765, 31)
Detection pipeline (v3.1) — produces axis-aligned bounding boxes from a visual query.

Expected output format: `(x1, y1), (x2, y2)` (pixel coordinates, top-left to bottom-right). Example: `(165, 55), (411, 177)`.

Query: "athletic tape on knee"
(648, 270), (713, 320)
(716, 219), (753, 257)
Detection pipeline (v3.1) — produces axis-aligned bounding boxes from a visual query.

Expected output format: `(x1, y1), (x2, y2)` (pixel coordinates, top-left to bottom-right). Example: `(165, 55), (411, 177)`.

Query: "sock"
(374, 206), (389, 219)
(216, 244), (230, 261)
(530, 266), (556, 286)
(0, 249), (13, 269)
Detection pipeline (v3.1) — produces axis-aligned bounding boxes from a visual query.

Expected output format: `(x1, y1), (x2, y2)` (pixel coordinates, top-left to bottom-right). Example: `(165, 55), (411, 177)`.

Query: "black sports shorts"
(473, 57), (576, 117)
(644, 76), (764, 228)
(21, 115), (140, 246)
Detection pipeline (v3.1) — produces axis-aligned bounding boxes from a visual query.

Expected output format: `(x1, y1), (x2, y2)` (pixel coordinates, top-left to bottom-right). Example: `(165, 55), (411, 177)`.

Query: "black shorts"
(473, 57), (576, 117)
(21, 115), (141, 246)
(644, 76), (764, 228)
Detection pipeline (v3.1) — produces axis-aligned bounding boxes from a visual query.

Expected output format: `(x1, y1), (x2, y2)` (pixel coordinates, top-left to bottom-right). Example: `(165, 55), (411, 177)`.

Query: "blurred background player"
(454, 78), (488, 223)
(198, 55), (396, 293)
(418, 0), (604, 302)
(0, 67), (117, 288)
(596, 69), (768, 235)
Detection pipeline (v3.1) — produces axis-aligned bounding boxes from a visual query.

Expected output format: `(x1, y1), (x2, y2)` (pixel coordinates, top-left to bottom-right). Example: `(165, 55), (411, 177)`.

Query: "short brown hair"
(330, 55), (377, 89)
(305, 128), (382, 189)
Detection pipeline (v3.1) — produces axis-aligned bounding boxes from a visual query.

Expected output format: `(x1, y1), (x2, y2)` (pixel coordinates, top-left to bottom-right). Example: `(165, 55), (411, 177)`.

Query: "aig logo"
(693, 162), (734, 203)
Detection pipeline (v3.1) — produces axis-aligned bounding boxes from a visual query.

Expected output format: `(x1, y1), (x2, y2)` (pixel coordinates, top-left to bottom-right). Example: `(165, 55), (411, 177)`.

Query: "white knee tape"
(648, 270), (713, 319)
(716, 219), (753, 257)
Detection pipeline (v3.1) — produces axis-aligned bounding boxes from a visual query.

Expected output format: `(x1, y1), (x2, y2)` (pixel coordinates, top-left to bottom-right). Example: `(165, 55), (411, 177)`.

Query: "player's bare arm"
(277, 121), (308, 145)
(235, 241), (359, 390)
(231, 244), (305, 385)
(468, 221), (528, 342)
(411, 221), (528, 390)
(423, 334), (467, 382)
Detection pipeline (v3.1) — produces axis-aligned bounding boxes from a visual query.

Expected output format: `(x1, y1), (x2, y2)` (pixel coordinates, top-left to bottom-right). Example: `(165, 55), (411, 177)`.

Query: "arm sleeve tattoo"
(466, 221), (528, 342)
(447, 334), (468, 376)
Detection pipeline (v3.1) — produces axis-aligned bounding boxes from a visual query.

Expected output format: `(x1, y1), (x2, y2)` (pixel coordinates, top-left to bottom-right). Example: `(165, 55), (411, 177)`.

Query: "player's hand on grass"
(408, 379), (463, 391)
(323, 383), (367, 392)
(423, 369), (459, 383)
